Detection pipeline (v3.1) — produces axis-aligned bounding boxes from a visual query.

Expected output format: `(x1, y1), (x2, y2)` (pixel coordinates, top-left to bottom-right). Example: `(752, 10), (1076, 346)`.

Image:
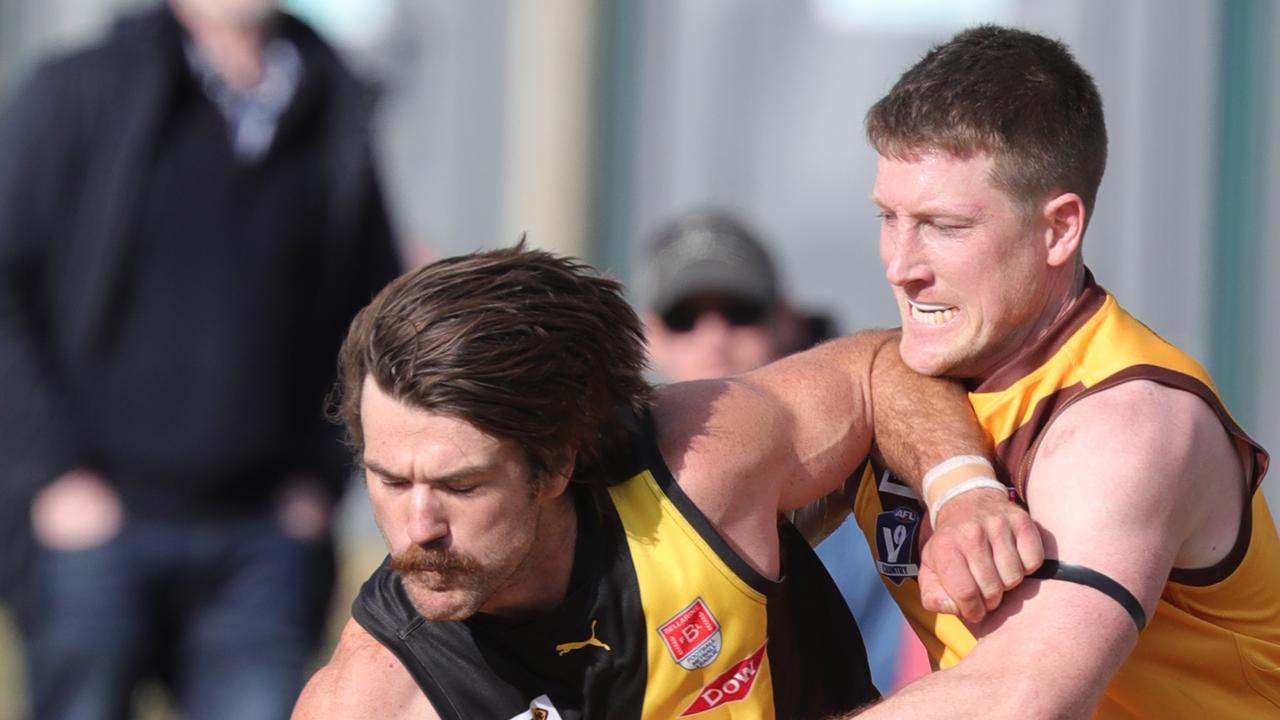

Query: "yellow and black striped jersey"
(356, 411), (878, 719)
(854, 270), (1279, 717)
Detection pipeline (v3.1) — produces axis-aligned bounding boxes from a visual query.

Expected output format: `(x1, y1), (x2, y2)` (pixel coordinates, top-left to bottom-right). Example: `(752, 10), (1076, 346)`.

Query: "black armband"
(1029, 559), (1147, 631)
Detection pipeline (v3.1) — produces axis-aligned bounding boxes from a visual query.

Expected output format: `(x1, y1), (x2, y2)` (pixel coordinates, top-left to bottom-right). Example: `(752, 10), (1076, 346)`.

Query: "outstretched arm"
(653, 330), (1038, 595)
(651, 331), (882, 577)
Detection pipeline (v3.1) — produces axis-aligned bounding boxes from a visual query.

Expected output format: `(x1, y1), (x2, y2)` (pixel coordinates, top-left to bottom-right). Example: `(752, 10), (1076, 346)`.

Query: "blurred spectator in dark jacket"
(0, 1), (401, 718)
(636, 208), (905, 690)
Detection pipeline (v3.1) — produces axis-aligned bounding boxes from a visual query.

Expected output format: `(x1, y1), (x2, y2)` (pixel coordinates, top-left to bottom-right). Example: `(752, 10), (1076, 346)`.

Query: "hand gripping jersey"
(354, 412), (878, 719)
(854, 271), (1279, 718)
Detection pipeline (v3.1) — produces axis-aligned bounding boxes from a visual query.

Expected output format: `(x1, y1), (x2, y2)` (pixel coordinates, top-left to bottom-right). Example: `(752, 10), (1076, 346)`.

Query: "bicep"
(960, 384), (1215, 710)
(1024, 383), (1218, 623)
(655, 332), (882, 514)
(740, 331), (888, 509)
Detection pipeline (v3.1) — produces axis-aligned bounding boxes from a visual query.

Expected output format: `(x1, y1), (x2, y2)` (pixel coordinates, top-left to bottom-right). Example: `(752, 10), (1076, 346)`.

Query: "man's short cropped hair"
(333, 244), (652, 499)
(866, 25), (1108, 223)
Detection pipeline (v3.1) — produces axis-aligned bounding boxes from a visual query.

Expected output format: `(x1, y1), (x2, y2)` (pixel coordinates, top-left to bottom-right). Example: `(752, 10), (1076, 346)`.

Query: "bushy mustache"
(389, 544), (479, 575)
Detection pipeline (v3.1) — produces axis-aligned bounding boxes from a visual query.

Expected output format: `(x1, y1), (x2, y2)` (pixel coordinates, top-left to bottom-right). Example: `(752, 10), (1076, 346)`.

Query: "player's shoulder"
(652, 375), (788, 469)
(293, 618), (436, 720)
(1031, 377), (1239, 528)
(1044, 378), (1218, 463)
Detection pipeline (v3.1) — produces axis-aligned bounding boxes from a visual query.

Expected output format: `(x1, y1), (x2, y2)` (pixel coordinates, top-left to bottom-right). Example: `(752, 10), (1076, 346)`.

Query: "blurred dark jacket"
(0, 5), (400, 601)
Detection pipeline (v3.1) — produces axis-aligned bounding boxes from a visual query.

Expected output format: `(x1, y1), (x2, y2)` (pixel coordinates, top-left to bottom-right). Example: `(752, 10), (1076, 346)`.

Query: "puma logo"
(555, 619), (611, 656)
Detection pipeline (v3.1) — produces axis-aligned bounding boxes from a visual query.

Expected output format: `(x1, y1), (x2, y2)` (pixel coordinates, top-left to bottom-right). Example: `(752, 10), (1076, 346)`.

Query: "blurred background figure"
(639, 209), (822, 382)
(0, 0), (400, 718)
(635, 207), (908, 691)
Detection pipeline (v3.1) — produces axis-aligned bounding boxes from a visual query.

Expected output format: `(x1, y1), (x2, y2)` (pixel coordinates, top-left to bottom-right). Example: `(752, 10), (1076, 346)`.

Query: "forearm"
(850, 662), (1093, 720)
(848, 599), (1115, 720)
(867, 334), (991, 490)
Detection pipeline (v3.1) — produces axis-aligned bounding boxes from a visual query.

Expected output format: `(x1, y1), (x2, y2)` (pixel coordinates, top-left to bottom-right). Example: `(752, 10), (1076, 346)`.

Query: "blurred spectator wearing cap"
(639, 209), (823, 381)
(636, 208), (906, 690)
(0, 1), (400, 718)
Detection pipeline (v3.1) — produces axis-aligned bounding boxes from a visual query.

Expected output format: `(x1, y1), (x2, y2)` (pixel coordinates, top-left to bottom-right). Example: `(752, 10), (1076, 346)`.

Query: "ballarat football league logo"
(658, 597), (722, 670)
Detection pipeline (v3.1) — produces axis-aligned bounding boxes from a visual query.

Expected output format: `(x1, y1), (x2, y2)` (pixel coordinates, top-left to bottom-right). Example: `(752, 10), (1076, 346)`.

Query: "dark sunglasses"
(661, 299), (768, 332)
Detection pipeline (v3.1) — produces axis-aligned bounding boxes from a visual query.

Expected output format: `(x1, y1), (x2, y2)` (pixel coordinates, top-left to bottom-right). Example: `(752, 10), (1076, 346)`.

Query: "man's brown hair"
(866, 25), (1107, 223)
(333, 244), (652, 498)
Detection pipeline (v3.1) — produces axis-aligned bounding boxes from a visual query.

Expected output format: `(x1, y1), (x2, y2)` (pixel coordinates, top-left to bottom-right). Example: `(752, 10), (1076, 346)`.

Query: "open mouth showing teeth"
(908, 299), (957, 326)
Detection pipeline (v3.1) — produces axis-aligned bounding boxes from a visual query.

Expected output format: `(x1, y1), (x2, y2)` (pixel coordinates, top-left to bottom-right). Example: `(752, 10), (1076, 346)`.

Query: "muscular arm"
(653, 330), (1014, 579)
(865, 333), (990, 484)
(293, 619), (437, 720)
(872, 337), (1042, 620)
(852, 381), (1246, 718)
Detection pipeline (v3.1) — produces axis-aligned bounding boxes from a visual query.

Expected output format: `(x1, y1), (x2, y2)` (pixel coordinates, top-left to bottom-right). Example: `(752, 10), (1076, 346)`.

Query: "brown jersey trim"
(1170, 496), (1253, 586)
(1017, 365), (1269, 588)
(993, 381), (1087, 499)
(1076, 366), (1268, 492)
(971, 270), (1106, 394)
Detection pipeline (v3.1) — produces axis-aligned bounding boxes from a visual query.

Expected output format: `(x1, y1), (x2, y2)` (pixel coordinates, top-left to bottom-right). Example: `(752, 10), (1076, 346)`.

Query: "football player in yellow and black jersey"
(846, 25), (1279, 719)
(290, 245), (1040, 720)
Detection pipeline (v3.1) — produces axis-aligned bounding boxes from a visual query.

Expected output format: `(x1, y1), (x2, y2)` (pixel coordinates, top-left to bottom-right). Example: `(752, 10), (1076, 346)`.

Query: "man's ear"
(542, 449), (577, 498)
(1042, 192), (1085, 268)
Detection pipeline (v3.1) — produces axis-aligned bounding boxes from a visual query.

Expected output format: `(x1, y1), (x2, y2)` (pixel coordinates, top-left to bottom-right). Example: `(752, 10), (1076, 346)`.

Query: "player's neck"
(1024, 261), (1086, 339)
(972, 263), (1087, 386)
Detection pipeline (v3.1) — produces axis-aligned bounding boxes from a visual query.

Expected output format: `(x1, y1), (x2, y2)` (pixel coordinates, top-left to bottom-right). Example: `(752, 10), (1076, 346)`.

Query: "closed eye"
(361, 464), (411, 490)
(930, 220), (971, 235)
(375, 473), (411, 490)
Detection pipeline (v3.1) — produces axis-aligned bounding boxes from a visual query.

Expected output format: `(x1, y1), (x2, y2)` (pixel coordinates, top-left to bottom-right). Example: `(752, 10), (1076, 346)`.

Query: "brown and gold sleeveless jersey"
(355, 412), (877, 719)
(854, 271), (1279, 717)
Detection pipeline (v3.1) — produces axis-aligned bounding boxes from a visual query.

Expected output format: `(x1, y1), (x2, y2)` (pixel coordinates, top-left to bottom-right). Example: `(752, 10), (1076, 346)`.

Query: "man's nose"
(691, 310), (733, 338)
(406, 486), (449, 546)
(882, 228), (930, 288)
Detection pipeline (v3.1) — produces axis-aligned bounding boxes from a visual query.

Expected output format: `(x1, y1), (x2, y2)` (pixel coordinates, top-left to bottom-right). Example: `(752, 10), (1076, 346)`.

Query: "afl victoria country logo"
(874, 506), (921, 585)
(658, 597), (723, 670)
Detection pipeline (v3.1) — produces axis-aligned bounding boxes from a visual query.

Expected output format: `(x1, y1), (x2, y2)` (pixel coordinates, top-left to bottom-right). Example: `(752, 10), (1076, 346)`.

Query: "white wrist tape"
(929, 477), (1007, 528)
(921, 455), (994, 503)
